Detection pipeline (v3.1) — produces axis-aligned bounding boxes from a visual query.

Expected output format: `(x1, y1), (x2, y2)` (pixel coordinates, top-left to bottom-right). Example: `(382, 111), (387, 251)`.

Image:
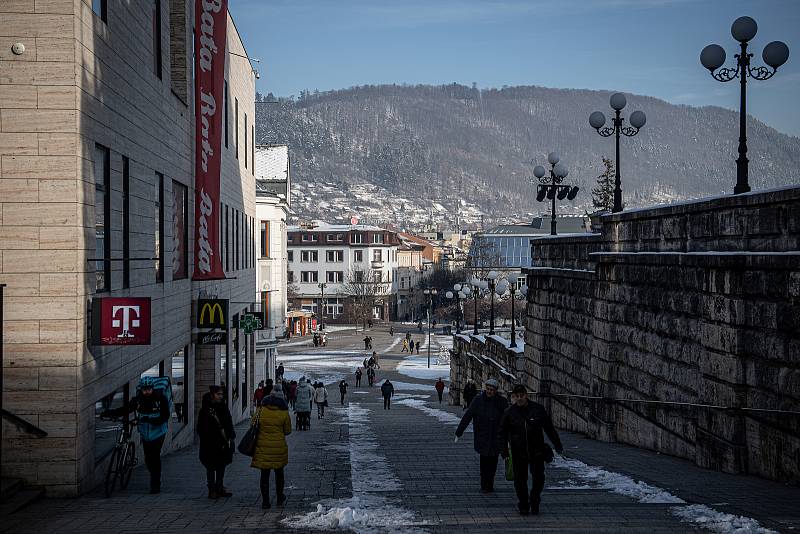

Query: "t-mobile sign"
(91, 297), (152, 345)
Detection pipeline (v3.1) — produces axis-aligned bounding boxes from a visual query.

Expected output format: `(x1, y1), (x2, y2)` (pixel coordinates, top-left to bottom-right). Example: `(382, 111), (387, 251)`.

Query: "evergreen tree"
(591, 157), (616, 212)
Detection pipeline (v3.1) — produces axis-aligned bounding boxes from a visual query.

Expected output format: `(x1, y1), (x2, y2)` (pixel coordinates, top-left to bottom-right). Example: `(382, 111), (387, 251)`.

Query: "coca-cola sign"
(192, 0), (228, 280)
(91, 298), (152, 345)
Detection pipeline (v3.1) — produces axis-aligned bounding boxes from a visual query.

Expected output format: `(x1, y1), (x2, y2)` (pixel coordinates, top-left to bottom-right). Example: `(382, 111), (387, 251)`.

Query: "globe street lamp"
(502, 281), (527, 348)
(464, 279), (483, 335)
(533, 152), (580, 235)
(700, 16), (789, 194)
(445, 283), (464, 333)
(423, 287), (438, 368)
(589, 93), (646, 213)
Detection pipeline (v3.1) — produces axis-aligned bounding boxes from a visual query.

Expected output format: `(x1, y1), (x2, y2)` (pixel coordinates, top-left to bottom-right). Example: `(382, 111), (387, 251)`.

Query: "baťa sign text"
(92, 297), (151, 345)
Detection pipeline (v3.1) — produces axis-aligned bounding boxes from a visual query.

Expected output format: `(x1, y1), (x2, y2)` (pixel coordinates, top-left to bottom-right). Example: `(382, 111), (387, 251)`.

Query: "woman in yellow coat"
(251, 388), (292, 509)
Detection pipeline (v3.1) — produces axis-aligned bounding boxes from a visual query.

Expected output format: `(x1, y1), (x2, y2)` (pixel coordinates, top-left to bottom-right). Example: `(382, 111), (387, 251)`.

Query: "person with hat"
(455, 378), (509, 493)
(497, 384), (564, 516)
(197, 385), (235, 499)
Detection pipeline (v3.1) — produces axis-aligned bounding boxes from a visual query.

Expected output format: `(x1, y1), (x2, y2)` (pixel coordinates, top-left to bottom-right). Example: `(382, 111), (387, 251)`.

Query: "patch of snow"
(671, 505), (777, 534)
(396, 353), (450, 381)
(392, 381), (441, 393)
(395, 398), (468, 430)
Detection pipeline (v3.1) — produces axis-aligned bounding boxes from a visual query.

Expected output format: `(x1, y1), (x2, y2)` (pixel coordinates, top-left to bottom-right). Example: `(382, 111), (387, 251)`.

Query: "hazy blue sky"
(229, 0), (800, 136)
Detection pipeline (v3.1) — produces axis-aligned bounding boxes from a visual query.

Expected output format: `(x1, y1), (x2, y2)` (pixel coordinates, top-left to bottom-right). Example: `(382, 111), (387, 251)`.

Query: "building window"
(288, 250), (293, 262)
(251, 125), (255, 175)
(155, 172), (164, 282)
(327, 233), (343, 242)
(326, 271), (343, 283)
(373, 249), (382, 262)
(353, 270), (364, 283)
(244, 113), (248, 168)
(301, 233), (318, 242)
(223, 80), (229, 147)
(261, 291), (270, 328)
(234, 98), (239, 159)
(518, 276), (526, 288)
(301, 271), (318, 283)
(326, 250), (343, 262)
(372, 233), (384, 244)
(92, 0), (107, 22)
(324, 297), (344, 317)
(168, 0), (188, 102)
(287, 270), (294, 283)
(235, 209), (240, 271)
(242, 322), (249, 411)
(301, 250), (318, 262)
(221, 341), (228, 400)
(351, 233), (363, 244)
(152, 0), (162, 79)
(354, 250), (363, 262)
(251, 216), (255, 267)
(171, 346), (188, 428)
(260, 221), (269, 258)
(172, 180), (188, 280)
(122, 156), (130, 289)
(222, 204), (228, 272)
(94, 144), (110, 292)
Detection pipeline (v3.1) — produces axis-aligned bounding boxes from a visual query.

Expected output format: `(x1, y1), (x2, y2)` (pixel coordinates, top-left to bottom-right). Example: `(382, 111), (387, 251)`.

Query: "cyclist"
(102, 376), (170, 494)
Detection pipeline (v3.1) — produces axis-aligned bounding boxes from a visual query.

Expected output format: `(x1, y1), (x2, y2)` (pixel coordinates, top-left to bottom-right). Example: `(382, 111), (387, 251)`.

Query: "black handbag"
(237, 408), (261, 457)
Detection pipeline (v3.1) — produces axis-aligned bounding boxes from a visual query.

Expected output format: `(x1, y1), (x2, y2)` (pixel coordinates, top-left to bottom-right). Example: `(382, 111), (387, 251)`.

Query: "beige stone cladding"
(1, 1), (256, 496)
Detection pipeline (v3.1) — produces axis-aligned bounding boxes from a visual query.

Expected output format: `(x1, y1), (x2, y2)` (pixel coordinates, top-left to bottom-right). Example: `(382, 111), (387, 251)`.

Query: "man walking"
(434, 378), (446, 403)
(498, 384), (564, 516)
(355, 368), (362, 387)
(339, 379), (349, 405)
(454, 379), (508, 494)
(380, 379), (394, 410)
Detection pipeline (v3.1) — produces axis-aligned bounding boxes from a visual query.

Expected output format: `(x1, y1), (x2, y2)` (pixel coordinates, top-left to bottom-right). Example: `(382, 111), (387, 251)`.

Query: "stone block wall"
(450, 334), (522, 406)
(524, 186), (800, 484)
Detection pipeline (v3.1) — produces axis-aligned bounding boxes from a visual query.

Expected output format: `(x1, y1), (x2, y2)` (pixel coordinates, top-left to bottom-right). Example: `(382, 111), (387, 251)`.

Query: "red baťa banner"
(193, 0), (229, 280)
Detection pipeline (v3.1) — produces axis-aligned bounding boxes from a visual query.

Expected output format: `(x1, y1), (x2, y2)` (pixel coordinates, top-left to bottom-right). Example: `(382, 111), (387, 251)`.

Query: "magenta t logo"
(111, 305), (141, 338)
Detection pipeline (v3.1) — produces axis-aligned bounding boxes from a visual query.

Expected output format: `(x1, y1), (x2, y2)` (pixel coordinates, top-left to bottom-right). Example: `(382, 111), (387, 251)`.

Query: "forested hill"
(254, 83), (800, 223)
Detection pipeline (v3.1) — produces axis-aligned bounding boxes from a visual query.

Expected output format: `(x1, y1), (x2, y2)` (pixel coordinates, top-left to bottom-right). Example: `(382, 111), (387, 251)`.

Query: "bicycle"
(103, 417), (138, 497)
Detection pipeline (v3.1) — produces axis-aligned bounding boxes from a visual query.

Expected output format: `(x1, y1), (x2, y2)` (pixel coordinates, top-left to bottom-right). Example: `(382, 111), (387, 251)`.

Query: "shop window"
(154, 172), (164, 282)
(172, 346), (188, 428)
(232, 314), (240, 401)
(94, 144), (110, 292)
(95, 384), (128, 461)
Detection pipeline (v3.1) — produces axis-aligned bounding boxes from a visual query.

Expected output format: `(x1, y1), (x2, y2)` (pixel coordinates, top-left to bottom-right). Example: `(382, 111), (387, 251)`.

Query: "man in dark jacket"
(497, 384), (564, 515)
(339, 379), (349, 405)
(102, 376), (170, 493)
(380, 379), (394, 409)
(197, 385), (235, 499)
(455, 379), (508, 493)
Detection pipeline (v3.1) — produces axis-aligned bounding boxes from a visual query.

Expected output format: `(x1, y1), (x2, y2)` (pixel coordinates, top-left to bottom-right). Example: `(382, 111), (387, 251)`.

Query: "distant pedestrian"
(253, 381), (267, 406)
(313, 333), (319, 347)
(368, 319), (373, 328)
(355, 368), (363, 387)
(409, 339), (415, 353)
(390, 326), (394, 336)
(415, 340), (420, 354)
(381, 379), (394, 409)
(251, 388), (291, 509)
(402, 339), (409, 352)
(314, 382), (329, 418)
(454, 379), (507, 494)
(276, 363), (285, 381)
(498, 384), (564, 516)
(197, 385), (235, 499)
(372, 351), (380, 368)
(463, 380), (478, 409)
(321, 332), (327, 346)
(367, 367), (376, 387)
(294, 378), (313, 430)
(405, 331), (411, 341)
(435, 378), (446, 403)
(289, 381), (298, 410)
(264, 378), (274, 396)
(339, 380), (349, 405)
(364, 336), (370, 350)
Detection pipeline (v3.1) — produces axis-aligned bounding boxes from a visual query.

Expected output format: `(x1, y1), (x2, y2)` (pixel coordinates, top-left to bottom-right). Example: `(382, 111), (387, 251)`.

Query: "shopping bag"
(237, 408), (261, 457)
(504, 451), (514, 481)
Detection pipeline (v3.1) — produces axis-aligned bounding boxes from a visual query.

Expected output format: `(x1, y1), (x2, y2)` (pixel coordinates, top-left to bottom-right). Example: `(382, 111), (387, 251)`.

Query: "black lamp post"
(700, 16), (789, 194)
(465, 281), (481, 335)
(533, 152), (579, 235)
(507, 282), (527, 348)
(446, 283), (464, 333)
(423, 287), (438, 368)
(589, 93), (647, 213)
(486, 271), (499, 336)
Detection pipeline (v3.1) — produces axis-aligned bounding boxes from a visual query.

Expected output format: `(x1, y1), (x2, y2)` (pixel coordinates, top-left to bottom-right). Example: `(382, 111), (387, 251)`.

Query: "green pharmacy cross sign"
(239, 313), (263, 335)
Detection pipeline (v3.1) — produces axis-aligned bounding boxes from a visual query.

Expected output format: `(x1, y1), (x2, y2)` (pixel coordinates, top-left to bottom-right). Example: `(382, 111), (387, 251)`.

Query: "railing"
(1, 409), (48, 438)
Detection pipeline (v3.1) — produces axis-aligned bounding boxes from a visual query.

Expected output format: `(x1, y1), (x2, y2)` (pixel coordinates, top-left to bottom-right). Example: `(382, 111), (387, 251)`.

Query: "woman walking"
(251, 388), (292, 509)
(314, 382), (329, 418)
(197, 385), (235, 499)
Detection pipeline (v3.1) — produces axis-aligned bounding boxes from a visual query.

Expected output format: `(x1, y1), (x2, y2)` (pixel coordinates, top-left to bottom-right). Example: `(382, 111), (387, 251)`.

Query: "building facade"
(287, 224), (399, 323)
(254, 145), (291, 384)
(1, 1), (256, 495)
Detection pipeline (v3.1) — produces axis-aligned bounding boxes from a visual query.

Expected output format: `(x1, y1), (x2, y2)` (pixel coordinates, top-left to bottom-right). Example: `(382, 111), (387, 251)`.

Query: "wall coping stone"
(590, 251), (800, 269)
(523, 266), (596, 279)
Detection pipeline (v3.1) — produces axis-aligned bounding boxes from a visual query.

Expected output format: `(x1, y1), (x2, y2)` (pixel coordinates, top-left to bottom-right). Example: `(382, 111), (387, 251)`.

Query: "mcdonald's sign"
(197, 299), (228, 329)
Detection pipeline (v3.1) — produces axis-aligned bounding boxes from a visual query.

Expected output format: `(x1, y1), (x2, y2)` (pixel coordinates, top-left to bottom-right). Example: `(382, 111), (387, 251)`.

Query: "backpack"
(137, 376), (174, 413)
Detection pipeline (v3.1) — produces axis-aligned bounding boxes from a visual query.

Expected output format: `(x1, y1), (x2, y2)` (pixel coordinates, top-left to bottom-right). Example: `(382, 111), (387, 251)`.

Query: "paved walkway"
(5, 326), (798, 533)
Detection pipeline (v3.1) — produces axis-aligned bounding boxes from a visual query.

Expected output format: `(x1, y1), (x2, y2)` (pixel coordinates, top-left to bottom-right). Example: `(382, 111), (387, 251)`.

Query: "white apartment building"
(255, 145), (290, 383)
(286, 224), (400, 322)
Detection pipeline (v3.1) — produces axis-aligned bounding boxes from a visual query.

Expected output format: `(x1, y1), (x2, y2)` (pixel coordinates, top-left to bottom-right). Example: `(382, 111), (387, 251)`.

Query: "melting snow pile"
(288, 497), (426, 533)
(672, 505), (777, 534)
(395, 398), (467, 429)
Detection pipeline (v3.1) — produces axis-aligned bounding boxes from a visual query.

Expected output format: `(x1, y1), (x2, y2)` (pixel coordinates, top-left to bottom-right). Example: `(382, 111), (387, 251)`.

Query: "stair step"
(0, 488), (45, 515)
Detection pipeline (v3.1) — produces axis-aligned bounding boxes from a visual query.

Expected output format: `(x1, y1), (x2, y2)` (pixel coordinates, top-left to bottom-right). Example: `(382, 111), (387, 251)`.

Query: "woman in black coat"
(197, 385), (235, 499)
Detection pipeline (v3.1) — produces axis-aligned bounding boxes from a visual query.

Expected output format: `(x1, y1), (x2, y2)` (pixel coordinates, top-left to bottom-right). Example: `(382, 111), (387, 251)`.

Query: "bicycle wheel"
(119, 442), (136, 489)
(104, 447), (121, 498)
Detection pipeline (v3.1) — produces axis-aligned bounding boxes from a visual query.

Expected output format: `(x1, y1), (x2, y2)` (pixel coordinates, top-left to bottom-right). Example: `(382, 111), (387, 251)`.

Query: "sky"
(229, 0), (800, 137)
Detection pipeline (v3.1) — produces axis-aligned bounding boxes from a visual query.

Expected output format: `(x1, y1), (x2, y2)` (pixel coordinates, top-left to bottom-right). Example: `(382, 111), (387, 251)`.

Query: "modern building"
(254, 145), (291, 384)
(0, 2), (256, 495)
(286, 223), (400, 323)
(396, 233), (434, 321)
(468, 216), (589, 284)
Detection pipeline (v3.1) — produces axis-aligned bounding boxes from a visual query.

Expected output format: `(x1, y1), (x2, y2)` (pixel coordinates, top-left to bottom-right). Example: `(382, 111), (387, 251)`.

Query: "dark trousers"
(512, 456), (546, 509)
(340, 392), (346, 405)
(383, 395), (391, 409)
(260, 467), (285, 502)
(356, 377), (361, 386)
(437, 391), (443, 403)
(479, 454), (499, 490)
(206, 466), (226, 489)
(317, 402), (325, 417)
(142, 436), (165, 490)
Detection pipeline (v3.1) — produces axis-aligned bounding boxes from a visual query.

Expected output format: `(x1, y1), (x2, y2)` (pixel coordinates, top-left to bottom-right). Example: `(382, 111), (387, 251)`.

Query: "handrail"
(1, 409), (48, 438)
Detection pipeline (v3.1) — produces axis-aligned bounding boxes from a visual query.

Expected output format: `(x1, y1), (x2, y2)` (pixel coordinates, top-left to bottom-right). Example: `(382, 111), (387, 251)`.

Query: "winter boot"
(208, 487), (218, 499)
(262, 498), (271, 510)
(277, 494), (287, 506)
(217, 485), (232, 498)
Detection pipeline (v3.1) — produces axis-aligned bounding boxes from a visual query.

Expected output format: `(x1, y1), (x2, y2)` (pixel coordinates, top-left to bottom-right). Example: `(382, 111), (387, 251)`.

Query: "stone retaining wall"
(523, 186), (800, 484)
(449, 334), (523, 406)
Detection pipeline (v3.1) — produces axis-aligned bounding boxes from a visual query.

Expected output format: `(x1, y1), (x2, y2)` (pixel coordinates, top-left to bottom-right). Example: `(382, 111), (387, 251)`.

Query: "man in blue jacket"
(455, 378), (508, 493)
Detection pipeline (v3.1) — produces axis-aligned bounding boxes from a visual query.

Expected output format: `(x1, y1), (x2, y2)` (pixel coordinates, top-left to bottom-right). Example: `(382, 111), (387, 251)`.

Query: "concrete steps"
(0, 477), (45, 515)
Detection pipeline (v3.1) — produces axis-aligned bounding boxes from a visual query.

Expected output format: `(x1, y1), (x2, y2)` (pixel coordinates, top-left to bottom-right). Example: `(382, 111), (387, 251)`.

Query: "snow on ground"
(395, 398), (467, 430)
(396, 352), (450, 381)
(552, 455), (776, 533)
(672, 505), (777, 534)
(391, 381), (442, 393)
(380, 337), (402, 354)
(284, 403), (429, 533)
